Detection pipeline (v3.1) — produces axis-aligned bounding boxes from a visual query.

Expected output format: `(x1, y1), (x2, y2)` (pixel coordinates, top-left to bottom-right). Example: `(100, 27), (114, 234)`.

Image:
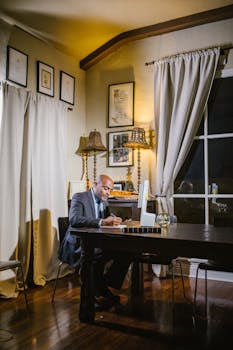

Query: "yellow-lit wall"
(1, 19), (233, 195)
(86, 18), (233, 194)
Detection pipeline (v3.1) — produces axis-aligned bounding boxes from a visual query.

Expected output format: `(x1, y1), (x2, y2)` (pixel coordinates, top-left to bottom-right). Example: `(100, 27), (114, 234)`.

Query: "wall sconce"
(123, 127), (151, 191)
(84, 129), (107, 182)
(75, 136), (90, 190)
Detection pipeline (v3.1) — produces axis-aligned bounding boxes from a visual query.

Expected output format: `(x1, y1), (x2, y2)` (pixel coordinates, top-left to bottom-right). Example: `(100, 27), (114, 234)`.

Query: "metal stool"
(0, 260), (28, 310)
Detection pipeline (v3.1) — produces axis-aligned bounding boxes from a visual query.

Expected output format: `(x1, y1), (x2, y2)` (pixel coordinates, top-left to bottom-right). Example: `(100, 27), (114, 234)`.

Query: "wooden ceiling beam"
(80, 4), (233, 71)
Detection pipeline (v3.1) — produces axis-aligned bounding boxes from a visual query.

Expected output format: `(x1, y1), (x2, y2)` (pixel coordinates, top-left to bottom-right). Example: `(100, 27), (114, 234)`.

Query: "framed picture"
(108, 130), (133, 167)
(60, 71), (75, 105)
(6, 46), (28, 87)
(113, 183), (123, 191)
(108, 82), (134, 127)
(37, 61), (54, 97)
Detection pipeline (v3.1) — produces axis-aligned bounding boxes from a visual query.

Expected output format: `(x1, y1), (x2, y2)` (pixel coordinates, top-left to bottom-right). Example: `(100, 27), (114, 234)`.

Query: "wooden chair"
(131, 253), (187, 311)
(51, 216), (71, 302)
(0, 260), (28, 310)
(193, 217), (233, 318)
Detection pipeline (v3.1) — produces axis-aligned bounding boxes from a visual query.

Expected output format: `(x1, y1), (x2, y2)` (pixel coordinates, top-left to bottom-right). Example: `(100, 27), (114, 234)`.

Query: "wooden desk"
(108, 198), (156, 220)
(70, 223), (233, 323)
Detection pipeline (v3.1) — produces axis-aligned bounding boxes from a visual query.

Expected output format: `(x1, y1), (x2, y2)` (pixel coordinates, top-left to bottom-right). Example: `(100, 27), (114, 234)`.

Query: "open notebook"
(100, 224), (127, 229)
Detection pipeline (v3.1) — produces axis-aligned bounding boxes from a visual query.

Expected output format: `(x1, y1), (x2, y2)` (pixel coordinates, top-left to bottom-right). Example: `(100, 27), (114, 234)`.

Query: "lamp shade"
(123, 127), (150, 149)
(75, 136), (89, 155)
(84, 130), (107, 152)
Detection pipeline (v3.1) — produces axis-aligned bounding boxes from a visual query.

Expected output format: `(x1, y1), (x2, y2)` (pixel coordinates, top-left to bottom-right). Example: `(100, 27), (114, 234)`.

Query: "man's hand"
(101, 216), (122, 226)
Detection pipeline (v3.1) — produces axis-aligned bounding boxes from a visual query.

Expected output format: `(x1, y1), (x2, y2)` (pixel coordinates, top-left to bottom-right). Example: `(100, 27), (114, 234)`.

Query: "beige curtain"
(152, 48), (220, 277)
(154, 48), (220, 214)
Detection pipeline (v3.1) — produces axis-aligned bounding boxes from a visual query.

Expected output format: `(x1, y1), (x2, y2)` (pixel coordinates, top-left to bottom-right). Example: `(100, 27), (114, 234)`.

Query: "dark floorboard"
(0, 271), (233, 349)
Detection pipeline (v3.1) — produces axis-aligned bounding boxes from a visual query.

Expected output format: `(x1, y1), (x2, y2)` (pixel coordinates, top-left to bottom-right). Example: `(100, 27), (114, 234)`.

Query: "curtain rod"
(145, 45), (233, 66)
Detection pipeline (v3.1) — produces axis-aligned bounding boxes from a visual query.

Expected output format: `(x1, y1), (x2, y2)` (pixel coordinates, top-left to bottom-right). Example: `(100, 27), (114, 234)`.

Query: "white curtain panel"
(28, 93), (68, 285)
(154, 48), (220, 214)
(0, 82), (68, 297)
(0, 83), (29, 296)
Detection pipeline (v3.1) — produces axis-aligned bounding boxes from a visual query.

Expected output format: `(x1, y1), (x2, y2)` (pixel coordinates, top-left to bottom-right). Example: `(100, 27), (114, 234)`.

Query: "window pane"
(196, 118), (204, 136)
(209, 198), (233, 225)
(208, 138), (233, 194)
(174, 198), (205, 224)
(174, 140), (204, 194)
(208, 76), (233, 134)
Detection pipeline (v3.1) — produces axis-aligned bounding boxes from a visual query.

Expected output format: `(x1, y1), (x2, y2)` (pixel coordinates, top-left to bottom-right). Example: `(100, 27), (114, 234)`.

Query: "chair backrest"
(58, 217), (69, 246)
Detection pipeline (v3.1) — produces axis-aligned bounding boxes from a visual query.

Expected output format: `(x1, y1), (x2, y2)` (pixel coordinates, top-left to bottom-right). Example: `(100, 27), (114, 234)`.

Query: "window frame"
(173, 68), (233, 224)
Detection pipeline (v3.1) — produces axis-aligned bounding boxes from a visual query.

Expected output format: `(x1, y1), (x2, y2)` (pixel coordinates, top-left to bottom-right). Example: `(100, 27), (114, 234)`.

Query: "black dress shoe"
(94, 298), (105, 311)
(94, 295), (120, 311)
(98, 287), (120, 303)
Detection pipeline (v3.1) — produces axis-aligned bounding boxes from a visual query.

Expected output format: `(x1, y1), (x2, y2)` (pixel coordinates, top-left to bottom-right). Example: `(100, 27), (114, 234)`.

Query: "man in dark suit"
(59, 174), (131, 310)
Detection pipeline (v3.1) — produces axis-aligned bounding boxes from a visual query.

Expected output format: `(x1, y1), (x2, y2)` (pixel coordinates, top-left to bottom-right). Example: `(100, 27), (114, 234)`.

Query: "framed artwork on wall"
(108, 82), (134, 127)
(60, 71), (75, 105)
(37, 61), (54, 97)
(6, 46), (28, 87)
(108, 130), (134, 167)
(113, 183), (123, 191)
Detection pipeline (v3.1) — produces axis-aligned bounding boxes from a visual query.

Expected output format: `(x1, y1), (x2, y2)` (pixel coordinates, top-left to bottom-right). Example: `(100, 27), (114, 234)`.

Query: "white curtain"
(154, 48), (220, 213)
(152, 48), (220, 277)
(0, 82), (68, 297)
(0, 83), (29, 296)
(28, 93), (68, 285)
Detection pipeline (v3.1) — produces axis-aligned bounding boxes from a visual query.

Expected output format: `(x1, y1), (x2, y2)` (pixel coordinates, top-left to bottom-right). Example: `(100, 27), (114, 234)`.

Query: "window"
(174, 69), (233, 224)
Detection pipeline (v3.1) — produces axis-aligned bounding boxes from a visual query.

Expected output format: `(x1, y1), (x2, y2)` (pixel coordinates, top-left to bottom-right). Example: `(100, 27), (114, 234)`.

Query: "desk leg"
(131, 262), (144, 296)
(79, 239), (95, 323)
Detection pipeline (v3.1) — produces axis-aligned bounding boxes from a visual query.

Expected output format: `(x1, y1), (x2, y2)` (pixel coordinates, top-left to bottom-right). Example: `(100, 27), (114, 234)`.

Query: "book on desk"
(100, 225), (161, 233)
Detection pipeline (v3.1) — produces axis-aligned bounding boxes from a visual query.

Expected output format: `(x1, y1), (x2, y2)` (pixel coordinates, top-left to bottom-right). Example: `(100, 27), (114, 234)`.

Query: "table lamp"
(75, 136), (91, 190)
(84, 129), (107, 182)
(123, 127), (151, 191)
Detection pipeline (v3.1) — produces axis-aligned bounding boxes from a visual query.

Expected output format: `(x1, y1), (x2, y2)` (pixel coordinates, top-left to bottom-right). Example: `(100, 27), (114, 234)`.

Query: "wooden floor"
(0, 271), (233, 350)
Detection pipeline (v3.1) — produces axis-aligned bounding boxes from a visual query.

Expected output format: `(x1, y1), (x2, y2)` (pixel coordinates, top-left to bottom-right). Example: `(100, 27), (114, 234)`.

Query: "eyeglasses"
(102, 186), (113, 192)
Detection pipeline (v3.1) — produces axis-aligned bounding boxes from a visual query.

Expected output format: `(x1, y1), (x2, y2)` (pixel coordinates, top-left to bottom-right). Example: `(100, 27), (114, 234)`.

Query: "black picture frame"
(108, 130), (134, 167)
(108, 82), (134, 127)
(60, 71), (75, 105)
(37, 60), (54, 97)
(6, 46), (28, 87)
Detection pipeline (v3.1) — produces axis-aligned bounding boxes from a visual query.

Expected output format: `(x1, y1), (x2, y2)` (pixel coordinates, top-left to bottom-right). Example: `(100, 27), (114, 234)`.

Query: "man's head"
(93, 174), (114, 202)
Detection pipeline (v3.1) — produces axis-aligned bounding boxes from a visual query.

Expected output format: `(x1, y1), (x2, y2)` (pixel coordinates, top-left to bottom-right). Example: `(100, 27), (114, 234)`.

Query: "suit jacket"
(59, 190), (110, 268)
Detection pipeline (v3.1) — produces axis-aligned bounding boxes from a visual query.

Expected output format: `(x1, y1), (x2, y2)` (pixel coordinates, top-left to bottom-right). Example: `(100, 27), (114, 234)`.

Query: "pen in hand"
(110, 212), (122, 225)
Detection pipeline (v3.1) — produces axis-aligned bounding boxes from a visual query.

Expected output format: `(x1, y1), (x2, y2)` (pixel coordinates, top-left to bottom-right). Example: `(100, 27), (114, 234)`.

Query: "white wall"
(1, 19), (233, 194)
(0, 24), (86, 189)
(86, 18), (233, 194)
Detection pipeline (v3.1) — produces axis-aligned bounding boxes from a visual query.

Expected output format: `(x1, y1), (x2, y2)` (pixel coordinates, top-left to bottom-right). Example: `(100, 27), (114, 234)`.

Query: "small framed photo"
(60, 71), (75, 105)
(6, 46), (28, 87)
(113, 183), (123, 191)
(108, 82), (134, 128)
(37, 61), (54, 97)
(108, 130), (134, 167)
